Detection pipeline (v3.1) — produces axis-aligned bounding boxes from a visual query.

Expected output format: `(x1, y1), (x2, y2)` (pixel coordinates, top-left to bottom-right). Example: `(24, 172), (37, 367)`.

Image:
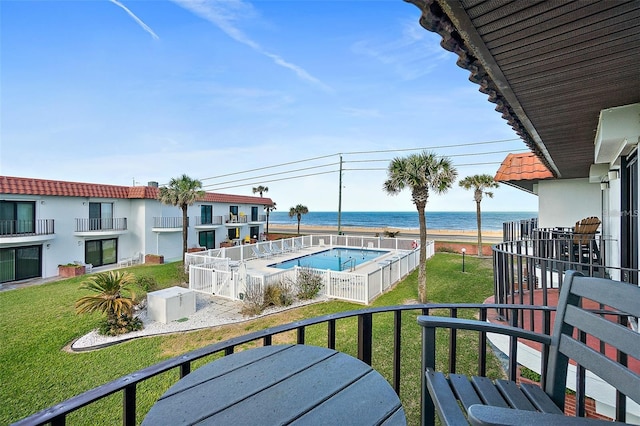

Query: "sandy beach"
(268, 224), (503, 244)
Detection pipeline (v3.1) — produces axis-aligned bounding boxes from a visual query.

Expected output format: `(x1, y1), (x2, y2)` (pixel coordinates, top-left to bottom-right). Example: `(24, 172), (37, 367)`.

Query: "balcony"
(194, 215), (222, 229)
(224, 214), (248, 226)
(248, 214), (266, 223)
(151, 217), (184, 233)
(74, 218), (127, 236)
(0, 219), (55, 244)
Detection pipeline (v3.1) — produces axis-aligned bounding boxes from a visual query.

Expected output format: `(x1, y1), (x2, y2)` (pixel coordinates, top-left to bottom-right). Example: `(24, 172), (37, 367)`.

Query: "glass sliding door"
(0, 201), (35, 235)
(0, 245), (41, 283)
(85, 238), (118, 267)
(201, 205), (212, 225)
(199, 231), (215, 249)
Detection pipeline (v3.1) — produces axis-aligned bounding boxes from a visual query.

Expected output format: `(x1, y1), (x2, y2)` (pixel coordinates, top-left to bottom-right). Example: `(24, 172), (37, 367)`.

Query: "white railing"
(186, 236), (433, 304)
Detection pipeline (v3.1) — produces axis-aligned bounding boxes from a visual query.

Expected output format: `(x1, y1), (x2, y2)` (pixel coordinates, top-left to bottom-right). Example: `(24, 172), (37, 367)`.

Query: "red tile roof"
(0, 176), (274, 205)
(494, 153), (554, 182)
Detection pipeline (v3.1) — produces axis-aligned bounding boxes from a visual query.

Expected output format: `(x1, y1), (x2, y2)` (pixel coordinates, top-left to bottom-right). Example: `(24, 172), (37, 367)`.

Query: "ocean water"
(269, 211), (537, 231)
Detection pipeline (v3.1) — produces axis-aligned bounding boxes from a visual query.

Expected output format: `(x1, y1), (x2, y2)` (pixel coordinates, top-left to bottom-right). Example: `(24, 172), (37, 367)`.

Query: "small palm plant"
(75, 271), (143, 336)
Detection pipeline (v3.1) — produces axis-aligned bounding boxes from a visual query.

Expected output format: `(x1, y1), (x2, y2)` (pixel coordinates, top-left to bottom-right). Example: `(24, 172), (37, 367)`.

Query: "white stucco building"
(0, 176), (274, 283)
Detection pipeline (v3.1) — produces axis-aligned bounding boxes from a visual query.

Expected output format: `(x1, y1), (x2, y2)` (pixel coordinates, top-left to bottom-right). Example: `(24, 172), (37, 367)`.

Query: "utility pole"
(337, 154), (343, 235)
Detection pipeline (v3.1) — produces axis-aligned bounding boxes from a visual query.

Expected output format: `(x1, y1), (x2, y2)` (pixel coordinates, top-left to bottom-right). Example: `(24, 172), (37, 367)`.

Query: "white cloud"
(109, 0), (159, 40)
(170, 0), (332, 92)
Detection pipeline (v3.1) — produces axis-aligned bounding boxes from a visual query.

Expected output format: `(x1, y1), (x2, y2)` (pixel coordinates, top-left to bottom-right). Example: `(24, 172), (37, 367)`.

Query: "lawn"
(0, 253), (502, 425)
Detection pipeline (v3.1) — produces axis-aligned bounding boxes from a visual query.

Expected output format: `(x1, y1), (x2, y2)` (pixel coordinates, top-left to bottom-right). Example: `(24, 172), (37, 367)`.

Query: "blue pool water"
(270, 248), (389, 271)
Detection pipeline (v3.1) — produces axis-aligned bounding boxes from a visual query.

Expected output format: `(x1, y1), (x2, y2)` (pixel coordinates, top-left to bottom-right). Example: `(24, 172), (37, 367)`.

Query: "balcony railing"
(0, 219), (54, 237)
(249, 214), (266, 222)
(194, 216), (222, 226)
(74, 218), (127, 232)
(493, 228), (638, 322)
(14, 303), (552, 426)
(153, 217), (185, 228)
(224, 214), (248, 224)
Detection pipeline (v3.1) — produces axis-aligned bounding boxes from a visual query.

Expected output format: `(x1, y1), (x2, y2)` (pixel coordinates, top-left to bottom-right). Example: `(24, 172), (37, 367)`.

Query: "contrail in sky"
(170, 0), (331, 92)
(109, 0), (159, 40)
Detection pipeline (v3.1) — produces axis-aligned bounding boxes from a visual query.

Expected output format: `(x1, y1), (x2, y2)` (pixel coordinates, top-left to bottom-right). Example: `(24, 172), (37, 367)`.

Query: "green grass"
(0, 254), (503, 425)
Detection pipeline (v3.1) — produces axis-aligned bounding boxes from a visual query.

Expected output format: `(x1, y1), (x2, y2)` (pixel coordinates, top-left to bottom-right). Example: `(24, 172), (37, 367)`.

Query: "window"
(89, 202), (114, 230)
(229, 206), (238, 216)
(0, 201), (35, 235)
(201, 205), (213, 225)
(251, 206), (259, 222)
(199, 231), (215, 249)
(86, 238), (117, 267)
(0, 245), (41, 283)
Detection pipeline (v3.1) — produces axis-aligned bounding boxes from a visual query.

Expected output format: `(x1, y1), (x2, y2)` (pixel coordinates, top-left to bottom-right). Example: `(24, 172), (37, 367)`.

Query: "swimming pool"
(269, 248), (389, 271)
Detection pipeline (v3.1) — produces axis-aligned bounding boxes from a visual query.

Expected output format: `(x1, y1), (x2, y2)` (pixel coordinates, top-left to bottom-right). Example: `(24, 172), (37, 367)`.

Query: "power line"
(201, 162), (339, 189)
(196, 137), (522, 184)
(207, 170), (339, 192)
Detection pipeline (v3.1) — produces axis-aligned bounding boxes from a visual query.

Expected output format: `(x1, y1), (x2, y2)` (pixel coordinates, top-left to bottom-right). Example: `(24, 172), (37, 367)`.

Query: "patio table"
(142, 344), (406, 425)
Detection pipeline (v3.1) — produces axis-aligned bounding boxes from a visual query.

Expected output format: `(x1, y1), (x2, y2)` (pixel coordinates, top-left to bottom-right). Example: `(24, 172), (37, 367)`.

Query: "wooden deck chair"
(571, 216), (601, 266)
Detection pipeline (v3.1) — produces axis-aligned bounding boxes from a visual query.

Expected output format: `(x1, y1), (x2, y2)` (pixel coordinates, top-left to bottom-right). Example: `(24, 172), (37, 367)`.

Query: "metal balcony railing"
(13, 304), (554, 426)
(0, 219), (54, 237)
(493, 236), (639, 322)
(249, 214), (266, 222)
(225, 214), (248, 224)
(74, 218), (127, 232)
(194, 216), (222, 226)
(153, 217), (185, 228)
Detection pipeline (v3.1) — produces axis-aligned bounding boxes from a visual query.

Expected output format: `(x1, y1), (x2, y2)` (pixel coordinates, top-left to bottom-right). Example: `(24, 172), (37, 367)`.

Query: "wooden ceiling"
(407, 0), (640, 179)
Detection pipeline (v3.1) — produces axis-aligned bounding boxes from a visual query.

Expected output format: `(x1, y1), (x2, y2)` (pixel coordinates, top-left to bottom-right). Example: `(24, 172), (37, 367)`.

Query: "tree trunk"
(417, 205), (428, 303)
(266, 210), (270, 234)
(182, 204), (189, 258)
(297, 217), (301, 235)
(476, 200), (482, 256)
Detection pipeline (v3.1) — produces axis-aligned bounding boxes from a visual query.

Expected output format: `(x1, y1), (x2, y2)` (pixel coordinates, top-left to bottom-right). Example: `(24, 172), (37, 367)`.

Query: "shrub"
(135, 275), (158, 293)
(241, 282), (265, 316)
(263, 281), (295, 308)
(98, 313), (143, 336)
(296, 267), (323, 300)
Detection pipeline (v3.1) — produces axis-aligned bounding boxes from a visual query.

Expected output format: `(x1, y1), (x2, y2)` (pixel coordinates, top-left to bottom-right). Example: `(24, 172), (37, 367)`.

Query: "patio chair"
(269, 244), (284, 256)
(282, 241), (294, 252)
(251, 246), (265, 259)
(571, 216), (601, 266)
(293, 240), (304, 251)
(259, 245), (274, 258)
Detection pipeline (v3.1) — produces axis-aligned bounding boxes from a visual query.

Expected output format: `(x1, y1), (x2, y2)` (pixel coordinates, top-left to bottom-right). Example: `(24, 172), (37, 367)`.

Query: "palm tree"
(459, 174), (499, 256)
(383, 151), (457, 303)
(252, 185), (269, 197)
(158, 174), (205, 257)
(265, 202), (276, 235)
(75, 271), (137, 324)
(288, 204), (309, 235)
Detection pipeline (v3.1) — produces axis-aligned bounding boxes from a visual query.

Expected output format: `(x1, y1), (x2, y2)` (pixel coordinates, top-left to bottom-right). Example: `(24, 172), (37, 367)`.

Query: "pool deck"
(243, 245), (407, 276)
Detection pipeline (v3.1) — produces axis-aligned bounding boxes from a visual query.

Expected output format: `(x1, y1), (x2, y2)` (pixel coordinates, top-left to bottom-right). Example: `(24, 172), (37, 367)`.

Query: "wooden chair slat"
(564, 305), (640, 356)
(449, 374), (483, 411)
(425, 369), (470, 425)
(495, 380), (536, 411)
(471, 376), (509, 408)
(559, 336), (640, 405)
(519, 383), (564, 414)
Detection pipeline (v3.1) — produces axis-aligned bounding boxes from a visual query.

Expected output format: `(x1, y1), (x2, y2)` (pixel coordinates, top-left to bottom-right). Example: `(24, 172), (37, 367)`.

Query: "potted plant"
(144, 254), (164, 264)
(59, 263), (85, 277)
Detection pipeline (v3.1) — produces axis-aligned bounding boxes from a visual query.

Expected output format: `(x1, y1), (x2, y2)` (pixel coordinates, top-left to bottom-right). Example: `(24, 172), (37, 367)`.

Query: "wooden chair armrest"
(468, 405), (627, 425)
(417, 316), (551, 345)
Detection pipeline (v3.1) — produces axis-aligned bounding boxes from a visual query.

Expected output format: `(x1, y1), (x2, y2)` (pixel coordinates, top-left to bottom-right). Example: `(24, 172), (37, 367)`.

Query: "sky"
(0, 0), (538, 213)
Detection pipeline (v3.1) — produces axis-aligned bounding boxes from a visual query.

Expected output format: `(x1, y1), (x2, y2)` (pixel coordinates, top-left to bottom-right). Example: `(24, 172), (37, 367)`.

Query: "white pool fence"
(186, 235), (435, 305)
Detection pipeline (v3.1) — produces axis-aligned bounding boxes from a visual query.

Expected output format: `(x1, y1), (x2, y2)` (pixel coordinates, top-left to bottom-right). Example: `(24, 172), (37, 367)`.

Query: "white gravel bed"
(71, 292), (329, 351)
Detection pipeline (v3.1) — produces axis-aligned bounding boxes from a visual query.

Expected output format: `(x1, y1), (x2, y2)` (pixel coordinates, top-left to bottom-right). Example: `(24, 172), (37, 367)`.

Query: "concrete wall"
(537, 178), (602, 228)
